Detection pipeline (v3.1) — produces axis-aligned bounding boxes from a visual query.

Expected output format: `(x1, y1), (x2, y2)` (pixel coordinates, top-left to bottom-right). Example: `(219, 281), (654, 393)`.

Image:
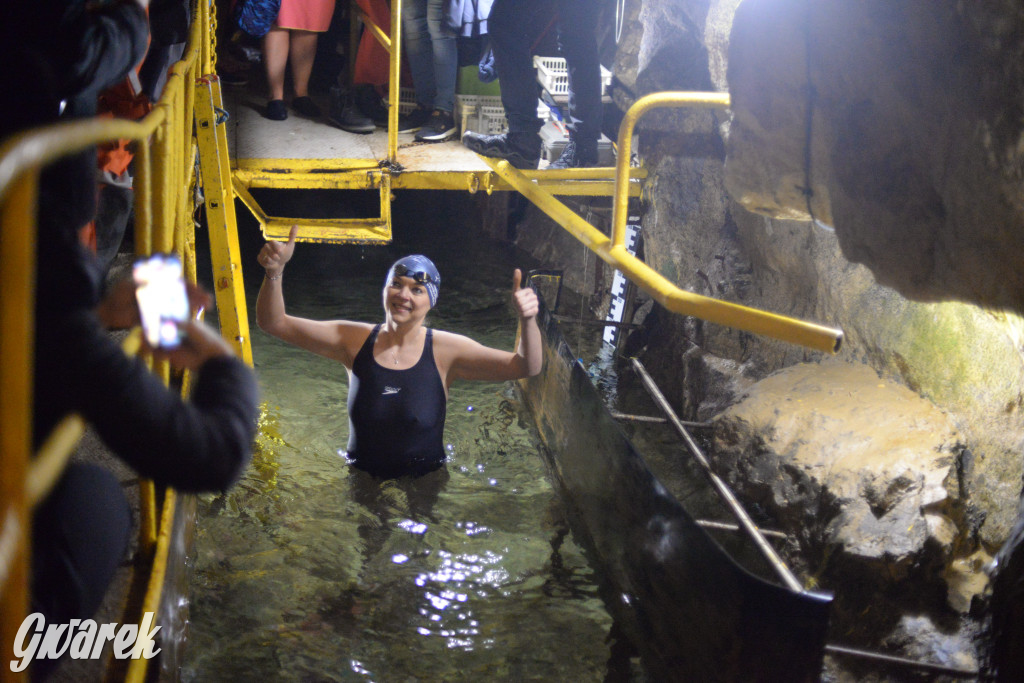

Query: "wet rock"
(725, 0), (1024, 313)
(711, 360), (978, 651)
(879, 615), (979, 677)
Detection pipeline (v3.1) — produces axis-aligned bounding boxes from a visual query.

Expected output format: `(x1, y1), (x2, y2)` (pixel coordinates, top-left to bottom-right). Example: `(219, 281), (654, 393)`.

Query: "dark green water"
(181, 194), (625, 681)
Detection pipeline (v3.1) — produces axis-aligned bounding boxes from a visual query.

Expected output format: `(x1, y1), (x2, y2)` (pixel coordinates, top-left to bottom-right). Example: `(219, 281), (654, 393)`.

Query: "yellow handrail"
(0, 0), (215, 679)
(611, 92), (731, 248)
(483, 154), (844, 353)
(0, 166), (37, 683)
(387, 0), (404, 163)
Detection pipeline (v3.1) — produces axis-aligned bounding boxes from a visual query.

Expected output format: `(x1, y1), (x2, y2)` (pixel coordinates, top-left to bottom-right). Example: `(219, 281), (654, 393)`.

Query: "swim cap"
(386, 254), (441, 307)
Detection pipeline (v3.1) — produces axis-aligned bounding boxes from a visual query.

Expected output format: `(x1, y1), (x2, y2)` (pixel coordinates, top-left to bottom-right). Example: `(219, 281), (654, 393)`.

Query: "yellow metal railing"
(0, 1), (235, 680)
(481, 91), (844, 354)
(227, 0), (647, 244)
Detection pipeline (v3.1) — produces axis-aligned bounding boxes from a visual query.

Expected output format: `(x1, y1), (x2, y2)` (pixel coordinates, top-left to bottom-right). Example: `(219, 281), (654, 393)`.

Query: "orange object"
(79, 221), (98, 253)
(96, 76), (152, 177)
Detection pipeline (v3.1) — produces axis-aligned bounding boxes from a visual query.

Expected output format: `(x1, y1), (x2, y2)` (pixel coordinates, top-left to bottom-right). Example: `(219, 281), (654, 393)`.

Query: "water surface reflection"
(183, 198), (622, 681)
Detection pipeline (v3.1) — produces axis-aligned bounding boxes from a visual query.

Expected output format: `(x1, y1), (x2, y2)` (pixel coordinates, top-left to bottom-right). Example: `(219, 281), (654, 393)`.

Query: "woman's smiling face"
(383, 274), (431, 324)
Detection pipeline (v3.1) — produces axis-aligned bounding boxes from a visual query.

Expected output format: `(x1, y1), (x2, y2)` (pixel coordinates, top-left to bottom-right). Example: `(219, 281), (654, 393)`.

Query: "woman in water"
(255, 226), (542, 479)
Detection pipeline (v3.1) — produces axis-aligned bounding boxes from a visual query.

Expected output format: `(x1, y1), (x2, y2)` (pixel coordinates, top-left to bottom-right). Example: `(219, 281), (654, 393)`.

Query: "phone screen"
(133, 254), (190, 349)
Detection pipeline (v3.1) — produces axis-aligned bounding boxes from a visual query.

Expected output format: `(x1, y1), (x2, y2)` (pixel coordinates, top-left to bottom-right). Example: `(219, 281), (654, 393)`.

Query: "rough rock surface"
(606, 0), (1024, 549)
(502, 0), (1024, 673)
(711, 360), (975, 657)
(725, 0), (1024, 312)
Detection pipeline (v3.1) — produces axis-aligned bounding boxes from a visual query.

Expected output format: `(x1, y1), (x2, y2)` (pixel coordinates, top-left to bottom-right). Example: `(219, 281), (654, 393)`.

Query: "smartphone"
(133, 253), (190, 349)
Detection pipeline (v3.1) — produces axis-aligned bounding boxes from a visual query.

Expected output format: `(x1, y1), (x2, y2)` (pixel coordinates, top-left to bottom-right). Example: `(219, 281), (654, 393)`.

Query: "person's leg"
(402, 0), (435, 109)
(30, 463), (132, 679)
(413, 0), (459, 140)
(289, 30), (320, 98)
(488, 0), (552, 134)
(425, 0), (456, 114)
(461, 0), (553, 167)
(353, 0), (393, 89)
(548, 0), (601, 167)
(263, 28), (290, 101)
(263, 27), (290, 119)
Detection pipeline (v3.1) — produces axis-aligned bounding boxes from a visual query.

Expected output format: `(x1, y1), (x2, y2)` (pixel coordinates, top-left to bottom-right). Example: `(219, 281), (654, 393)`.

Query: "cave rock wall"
(505, 0), (1024, 644)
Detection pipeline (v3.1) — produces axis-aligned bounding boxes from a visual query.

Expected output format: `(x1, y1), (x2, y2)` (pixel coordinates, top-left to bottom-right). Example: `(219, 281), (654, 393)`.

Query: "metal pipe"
(354, 6), (392, 51)
(824, 644), (978, 679)
(612, 92), (730, 249)
(387, 0), (403, 163)
(695, 519), (788, 540)
(609, 410), (715, 428)
(631, 357), (805, 593)
(610, 411), (667, 421)
(124, 490), (178, 683)
(610, 411), (668, 423)
(482, 156), (843, 353)
(0, 172), (37, 663)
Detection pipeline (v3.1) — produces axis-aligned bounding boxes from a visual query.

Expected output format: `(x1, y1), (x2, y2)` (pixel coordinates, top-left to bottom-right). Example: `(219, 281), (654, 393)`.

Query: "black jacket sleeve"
(34, 310), (260, 493)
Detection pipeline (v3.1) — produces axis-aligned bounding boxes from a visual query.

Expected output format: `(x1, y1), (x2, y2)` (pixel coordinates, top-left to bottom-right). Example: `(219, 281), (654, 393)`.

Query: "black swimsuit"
(346, 324), (447, 478)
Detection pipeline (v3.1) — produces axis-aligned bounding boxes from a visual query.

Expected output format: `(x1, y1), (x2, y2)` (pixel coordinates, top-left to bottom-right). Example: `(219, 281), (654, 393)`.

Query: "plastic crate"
(385, 87), (417, 115)
(456, 94), (503, 134)
(457, 96), (553, 135)
(539, 121), (616, 166)
(477, 105), (508, 134)
(533, 56), (613, 100)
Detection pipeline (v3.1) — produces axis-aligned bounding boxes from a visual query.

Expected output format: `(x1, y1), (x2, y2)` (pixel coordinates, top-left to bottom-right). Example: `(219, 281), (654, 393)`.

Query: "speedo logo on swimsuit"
(382, 386), (401, 395)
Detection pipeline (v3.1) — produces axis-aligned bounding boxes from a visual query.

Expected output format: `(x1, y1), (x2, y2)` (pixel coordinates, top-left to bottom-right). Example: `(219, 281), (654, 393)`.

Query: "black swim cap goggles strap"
(393, 263), (435, 285)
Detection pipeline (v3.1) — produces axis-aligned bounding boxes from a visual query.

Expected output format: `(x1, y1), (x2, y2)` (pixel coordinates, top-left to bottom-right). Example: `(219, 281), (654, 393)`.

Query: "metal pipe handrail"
(387, 0), (403, 163)
(482, 155), (843, 353)
(630, 359), (981, 679)
(630, 357), (805, 593)
(354, 6), (392, 51)
(611, 92), (728, 249)
(0, 1), (208, 677)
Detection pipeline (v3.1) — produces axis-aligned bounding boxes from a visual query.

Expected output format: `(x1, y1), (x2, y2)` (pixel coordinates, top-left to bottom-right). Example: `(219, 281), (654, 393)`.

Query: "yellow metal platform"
(223, 86), (643, 195)
(225, 87), (492, 178)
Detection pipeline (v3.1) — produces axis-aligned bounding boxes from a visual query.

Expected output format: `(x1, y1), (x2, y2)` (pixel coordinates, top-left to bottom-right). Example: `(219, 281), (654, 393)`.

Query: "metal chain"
(397, 139), (433, 150)
(210, 0), (218, 71)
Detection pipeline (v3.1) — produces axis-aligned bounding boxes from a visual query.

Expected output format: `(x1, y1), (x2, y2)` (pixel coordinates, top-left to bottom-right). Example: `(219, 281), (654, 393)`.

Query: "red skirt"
(275, 0), (335, 32)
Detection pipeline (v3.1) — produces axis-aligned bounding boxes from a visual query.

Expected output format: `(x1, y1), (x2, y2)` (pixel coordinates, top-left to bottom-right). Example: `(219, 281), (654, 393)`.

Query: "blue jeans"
(488, 0), (600, 139)
(403, 0), (458, 113)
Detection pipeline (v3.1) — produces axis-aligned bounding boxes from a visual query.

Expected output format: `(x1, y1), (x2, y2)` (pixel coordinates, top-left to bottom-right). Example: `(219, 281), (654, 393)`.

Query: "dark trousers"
(488, 0), (600, 139)
(31, 463), (132, 679)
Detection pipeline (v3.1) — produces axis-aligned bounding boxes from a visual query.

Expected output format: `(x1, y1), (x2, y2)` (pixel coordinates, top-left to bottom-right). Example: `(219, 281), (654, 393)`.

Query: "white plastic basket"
(539, 121), (616, 166)
(457, 96), (554, 135)
(478, 105), (508, 134)
(456, 96), (552, 135)
(456, 94), (504, 134)
(386, 87), (417, 115)
(533, 56), (613, 99)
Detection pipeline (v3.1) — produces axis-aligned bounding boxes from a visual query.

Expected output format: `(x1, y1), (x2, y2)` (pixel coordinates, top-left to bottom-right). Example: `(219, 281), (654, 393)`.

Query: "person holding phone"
(255, 225), (542, 479)
(28, 153), (260, 676)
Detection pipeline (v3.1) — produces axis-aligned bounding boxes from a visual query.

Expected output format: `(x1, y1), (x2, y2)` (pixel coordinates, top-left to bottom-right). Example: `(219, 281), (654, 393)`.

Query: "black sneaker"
(398, 105), (432, 134)
(328, 86), (375, 133)
(264, 99), (287, 121)
(461, 131), (540, 170)
(548, 137), (599, 169)
(415, 110), (457, 142)
(292, 96), (321, 118)
(354, 85), (389, 126)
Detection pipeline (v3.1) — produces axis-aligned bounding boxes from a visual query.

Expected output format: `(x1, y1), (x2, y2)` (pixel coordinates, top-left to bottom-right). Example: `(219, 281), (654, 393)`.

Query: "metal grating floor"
(223, 86), (492, 172)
